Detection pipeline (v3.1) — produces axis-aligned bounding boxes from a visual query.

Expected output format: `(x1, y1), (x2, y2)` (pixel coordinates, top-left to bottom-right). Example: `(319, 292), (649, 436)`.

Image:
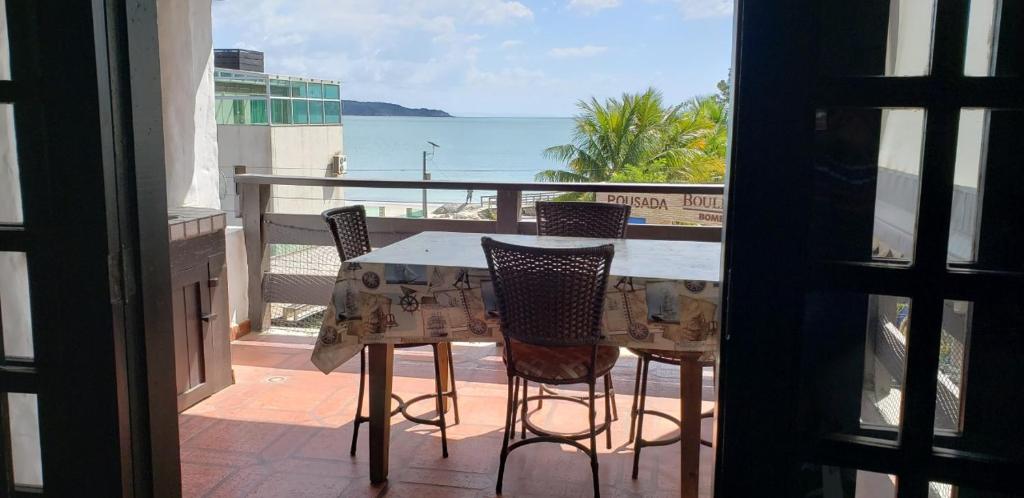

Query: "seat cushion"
(506, 340), (619, 382)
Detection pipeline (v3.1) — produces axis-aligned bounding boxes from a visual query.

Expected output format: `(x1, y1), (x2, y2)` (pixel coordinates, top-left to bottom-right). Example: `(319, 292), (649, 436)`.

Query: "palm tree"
(655, 95), (728, 183)
(537, 89), (727, 190)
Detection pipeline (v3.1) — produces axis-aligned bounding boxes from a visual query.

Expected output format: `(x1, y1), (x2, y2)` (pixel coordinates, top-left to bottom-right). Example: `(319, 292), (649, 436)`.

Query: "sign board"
(599, 192), (724, 226)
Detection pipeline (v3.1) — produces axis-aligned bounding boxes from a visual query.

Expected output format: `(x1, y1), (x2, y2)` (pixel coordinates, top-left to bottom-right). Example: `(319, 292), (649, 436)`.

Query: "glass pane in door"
(798, 464), (897, 497)
(818, 0), (935, 76)
(811, 108), (925, 263)
(0, 104), (21, 223)
(0, 251), (33, 359)
(800, 291), (911, 440)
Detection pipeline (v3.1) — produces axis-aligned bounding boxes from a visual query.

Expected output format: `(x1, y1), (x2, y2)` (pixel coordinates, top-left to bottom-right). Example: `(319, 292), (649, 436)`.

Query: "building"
(212, 52), (347, 222)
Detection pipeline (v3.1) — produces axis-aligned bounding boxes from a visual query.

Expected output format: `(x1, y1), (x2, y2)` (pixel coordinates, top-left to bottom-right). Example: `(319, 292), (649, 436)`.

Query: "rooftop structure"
(213, 67), (343, 126)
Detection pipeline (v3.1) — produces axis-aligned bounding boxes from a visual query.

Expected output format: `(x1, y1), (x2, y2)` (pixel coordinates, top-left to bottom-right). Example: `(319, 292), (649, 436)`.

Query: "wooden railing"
(236, 173), (725, 331)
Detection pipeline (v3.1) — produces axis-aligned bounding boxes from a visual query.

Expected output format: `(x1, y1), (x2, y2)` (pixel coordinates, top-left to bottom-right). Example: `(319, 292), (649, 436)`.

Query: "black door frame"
(0, 0), (179, 496)
(717, 0), (1022, 496)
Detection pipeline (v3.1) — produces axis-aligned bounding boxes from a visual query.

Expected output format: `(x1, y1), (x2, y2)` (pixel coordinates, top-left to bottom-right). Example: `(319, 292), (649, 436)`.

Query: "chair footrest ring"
(519, 394), (610, 441)
(635, 409), (683, 448)
(396, 391), (457, 427)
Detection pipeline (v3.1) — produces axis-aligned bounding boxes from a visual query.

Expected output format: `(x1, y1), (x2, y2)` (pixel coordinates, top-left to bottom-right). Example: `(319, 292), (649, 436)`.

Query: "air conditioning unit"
(328, 154), (347, 177)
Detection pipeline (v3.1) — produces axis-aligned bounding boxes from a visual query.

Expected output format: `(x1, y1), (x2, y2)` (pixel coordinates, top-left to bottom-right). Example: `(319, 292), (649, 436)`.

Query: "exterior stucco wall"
(216, 124), (344, 325)
(268, 125), (345, 214)
(216, 125), (273, 223)
(159, 0), (220, 209)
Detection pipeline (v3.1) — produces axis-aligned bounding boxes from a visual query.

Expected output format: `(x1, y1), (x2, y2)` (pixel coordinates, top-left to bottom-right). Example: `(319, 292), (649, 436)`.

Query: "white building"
(212, 59), (347, 223)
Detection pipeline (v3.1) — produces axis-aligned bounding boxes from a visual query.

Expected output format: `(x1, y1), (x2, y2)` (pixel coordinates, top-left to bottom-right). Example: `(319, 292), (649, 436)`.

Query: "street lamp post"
(423, 142), (438, 218)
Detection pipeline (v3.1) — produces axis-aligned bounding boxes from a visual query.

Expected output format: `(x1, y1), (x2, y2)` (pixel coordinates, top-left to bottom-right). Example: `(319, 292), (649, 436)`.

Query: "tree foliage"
(536, 87), (728, 192)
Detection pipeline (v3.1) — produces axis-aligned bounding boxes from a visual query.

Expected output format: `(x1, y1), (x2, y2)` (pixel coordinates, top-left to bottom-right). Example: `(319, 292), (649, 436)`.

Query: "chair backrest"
(481, 236), (614, 348)
(535, 201), (631, 239)
(322, 206), (372, 261)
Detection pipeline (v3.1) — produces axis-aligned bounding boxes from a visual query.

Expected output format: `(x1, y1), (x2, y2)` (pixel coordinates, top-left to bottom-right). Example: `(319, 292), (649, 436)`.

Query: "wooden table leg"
(680, 353), (702, 498)
(368, 343), (394, 484)
(437, 342), (451, 412)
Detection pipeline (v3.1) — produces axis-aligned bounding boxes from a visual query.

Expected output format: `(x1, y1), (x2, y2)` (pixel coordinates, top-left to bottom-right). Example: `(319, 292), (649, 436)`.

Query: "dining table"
(311, 231), (722, 498)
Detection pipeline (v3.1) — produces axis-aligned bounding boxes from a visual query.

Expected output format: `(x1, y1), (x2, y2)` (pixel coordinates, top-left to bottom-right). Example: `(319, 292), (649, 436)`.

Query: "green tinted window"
(249, 99), (268, 124)
(308, 83), (323, 99)
(292, 100), (309, 124)
(291, 81), (307, 97)
(214, 78), (266, 97)
(215, 98), (238, 123)
(324, 101), (341, 124)
(308, 100), (324, 124)
(323, 84), (340, 100)
(269, 79), (290, 97)
(271, 98), (291, 124)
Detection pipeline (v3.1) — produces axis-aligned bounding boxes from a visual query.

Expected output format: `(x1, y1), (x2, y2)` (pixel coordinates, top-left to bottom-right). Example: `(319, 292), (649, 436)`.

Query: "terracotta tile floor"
(180, 333), (715, 497)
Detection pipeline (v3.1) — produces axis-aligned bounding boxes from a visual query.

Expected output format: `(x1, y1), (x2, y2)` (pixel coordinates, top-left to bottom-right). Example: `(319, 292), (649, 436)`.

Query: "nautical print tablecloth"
(311, 259), (719, 374)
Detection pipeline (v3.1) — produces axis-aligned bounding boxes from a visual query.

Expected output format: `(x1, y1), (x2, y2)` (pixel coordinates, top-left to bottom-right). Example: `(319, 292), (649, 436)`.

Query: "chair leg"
(431, 345), (449, 459)
(603, 374), (612, 449)
(631, 356), (651, 479)
(628, 356), (642, 442)
(607, 374), (618, 421)
(509, 377), (520, 440)
(496, 375), (516, 495)
(350, 346), (366, 457)
(588, 381), (601, 498)
(447, 344), (460, 424)
(520, 379), (528, 440)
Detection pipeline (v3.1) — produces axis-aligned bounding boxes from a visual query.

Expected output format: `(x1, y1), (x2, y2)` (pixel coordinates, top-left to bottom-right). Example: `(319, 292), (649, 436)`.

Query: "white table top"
(350, 231), (722, 282)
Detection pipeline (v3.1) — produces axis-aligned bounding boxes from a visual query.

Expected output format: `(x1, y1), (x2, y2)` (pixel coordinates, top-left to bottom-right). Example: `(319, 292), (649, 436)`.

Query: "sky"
(212, 0), (734, 117)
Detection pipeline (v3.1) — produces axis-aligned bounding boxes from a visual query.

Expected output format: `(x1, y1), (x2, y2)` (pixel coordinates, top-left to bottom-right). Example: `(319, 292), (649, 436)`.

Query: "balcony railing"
(235, 173), (725, 331)
(232, 173), (967, 445)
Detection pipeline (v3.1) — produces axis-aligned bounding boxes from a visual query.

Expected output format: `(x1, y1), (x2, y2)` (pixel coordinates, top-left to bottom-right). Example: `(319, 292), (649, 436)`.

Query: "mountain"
(341, 100), (452, 117)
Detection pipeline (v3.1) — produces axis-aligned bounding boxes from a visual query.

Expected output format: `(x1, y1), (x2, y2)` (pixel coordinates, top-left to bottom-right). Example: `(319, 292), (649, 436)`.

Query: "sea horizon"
(340, 115), (576, 205)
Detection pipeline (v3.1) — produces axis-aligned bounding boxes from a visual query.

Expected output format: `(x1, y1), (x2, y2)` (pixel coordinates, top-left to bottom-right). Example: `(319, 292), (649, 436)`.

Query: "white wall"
(216, 124), (344, 326)
(159, 0), (220, 209)
(269, 125), (345, 214)
(224, 227), (249, 327)
(216, 125), (273, 223)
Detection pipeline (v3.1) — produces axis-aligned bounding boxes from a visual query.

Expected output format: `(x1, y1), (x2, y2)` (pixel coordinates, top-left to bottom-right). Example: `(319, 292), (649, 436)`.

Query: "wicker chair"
(322, 206), (460, 458)
(533, 201), (631, 422)
(535, 201), (631, 238)
(627, 348), (714, 479)
(482, 236), (618, 497)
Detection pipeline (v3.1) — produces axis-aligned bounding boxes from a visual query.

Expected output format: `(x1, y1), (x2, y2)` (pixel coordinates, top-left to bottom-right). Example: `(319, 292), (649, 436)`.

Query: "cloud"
(548, 45), (608, 58)
(470, 1), (533, 24)
(677, 0), (733, 19)
(567, 0), (621, 14)
(466, 66), (552, 88)
(500, 39), (524, 49)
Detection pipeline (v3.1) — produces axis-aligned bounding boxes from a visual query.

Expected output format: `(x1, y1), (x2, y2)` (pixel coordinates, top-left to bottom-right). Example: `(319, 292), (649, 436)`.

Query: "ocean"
(340, 115), (575, 204)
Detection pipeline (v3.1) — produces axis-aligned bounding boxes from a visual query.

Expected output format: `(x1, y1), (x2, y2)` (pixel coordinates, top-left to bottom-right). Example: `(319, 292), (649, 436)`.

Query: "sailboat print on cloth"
(422, 267), (491, 338)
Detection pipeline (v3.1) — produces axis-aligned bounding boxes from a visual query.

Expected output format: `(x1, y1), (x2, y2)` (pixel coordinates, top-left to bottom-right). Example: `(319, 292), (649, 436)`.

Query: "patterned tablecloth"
(311, 233), (721, 374)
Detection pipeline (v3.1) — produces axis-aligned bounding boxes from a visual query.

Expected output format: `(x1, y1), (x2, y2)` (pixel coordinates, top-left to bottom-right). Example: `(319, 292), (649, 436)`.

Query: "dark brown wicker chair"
(482, 236), (618, 497)
(535, 201), (631, 238)
(322, 206), (459, 458)
(627, 348), (714, 479)
(534, 201), (631, 423)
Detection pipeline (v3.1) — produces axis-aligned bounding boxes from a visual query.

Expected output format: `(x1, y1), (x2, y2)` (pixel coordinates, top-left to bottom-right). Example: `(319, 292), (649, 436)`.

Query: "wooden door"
(173, 265), (209, 409)
(172, 257), (230, 411)
(717, 0), (1023, 496)
(0, 0), (180, 496)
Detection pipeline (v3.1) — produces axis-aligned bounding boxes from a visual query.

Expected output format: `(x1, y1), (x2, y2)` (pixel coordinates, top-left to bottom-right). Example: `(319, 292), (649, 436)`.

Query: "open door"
(0, 0), (180, 496)
(718, 0), (1022, 496)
